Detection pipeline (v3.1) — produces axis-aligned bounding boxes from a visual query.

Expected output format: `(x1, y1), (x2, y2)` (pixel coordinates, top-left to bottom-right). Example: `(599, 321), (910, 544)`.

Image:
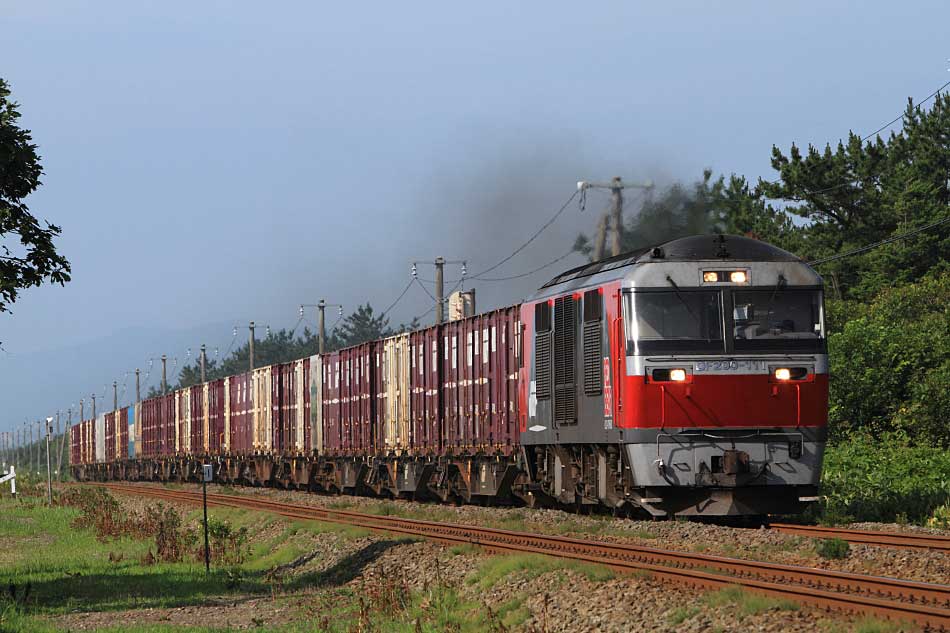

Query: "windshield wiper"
(665, 275), (699, 322)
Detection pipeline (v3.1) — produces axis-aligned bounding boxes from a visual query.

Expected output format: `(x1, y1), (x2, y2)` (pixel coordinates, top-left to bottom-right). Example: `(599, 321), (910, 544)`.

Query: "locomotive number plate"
(694, 360), (768, 372)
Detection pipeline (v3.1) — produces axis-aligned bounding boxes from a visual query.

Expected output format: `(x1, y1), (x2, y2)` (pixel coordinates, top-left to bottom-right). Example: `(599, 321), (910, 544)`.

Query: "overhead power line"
(765, 78), (950, 199)
(379, 278), (415, 319)
(808, 215), (950, 266)
(468, 189), (580, 279)
(475, 250), (577, 282)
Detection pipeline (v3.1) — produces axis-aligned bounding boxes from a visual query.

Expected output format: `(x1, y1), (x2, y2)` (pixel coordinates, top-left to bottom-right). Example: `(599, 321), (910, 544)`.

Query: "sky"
(1, 1), (948, 430)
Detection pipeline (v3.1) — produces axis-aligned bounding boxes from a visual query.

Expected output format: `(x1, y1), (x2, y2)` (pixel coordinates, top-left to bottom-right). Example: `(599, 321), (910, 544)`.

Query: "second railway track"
(770, 522), (950, 552)
(97, 482), (950, 630)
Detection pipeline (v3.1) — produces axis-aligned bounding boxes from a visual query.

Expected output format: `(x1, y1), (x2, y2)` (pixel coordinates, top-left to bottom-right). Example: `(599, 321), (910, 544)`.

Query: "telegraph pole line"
(318, 300), (326, 354)
(92, 394), (97, 419)
(57, 408), (70, 480)
(135, 369), (141, 403)
(249, 321), (256, 371)
(434, 257), (445, 325)
(113, 381), (118, 411)
(578, 177), (654, 258)
(161, 355), (168, 394)
(200, 345), (207, 383)
(45, 417), (52, 504)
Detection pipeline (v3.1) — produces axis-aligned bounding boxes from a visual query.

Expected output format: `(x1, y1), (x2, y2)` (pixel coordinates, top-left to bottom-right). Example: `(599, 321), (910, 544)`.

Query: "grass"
(466, 553), (614, 591)
(667, 605), (700, 625)
(0, 491), (549, 633)
(702, 585), (799, 616)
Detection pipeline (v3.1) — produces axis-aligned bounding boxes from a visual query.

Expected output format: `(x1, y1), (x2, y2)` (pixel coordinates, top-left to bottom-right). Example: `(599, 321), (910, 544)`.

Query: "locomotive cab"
(519, 235), (828, 517)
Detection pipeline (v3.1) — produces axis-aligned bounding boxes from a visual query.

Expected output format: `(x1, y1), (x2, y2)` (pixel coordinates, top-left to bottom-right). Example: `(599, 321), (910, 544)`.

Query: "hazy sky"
(1, 1), (947, 429)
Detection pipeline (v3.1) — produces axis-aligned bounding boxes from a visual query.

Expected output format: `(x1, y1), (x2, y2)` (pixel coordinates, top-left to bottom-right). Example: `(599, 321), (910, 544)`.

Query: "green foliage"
(826, 271), (950, 446)
(814, 538), (850, 560)
(819, 432), (950, 523)
(0, 78), (71, 318)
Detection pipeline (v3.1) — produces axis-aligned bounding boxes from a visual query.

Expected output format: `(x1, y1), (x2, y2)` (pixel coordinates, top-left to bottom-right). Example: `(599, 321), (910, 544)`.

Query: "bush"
(819, 432), (950, 524)
(815, 538), (850, 560)
(826, 271), (950, 446)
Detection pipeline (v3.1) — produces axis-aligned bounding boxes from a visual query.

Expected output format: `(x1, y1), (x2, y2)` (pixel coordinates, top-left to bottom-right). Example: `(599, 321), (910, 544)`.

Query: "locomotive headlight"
(669, 368), (687, 382)
(651, 368), (689, 382)
(703, 271), (719, 283)
(774, 367), (808, 381)
(730, 271), (748, 283)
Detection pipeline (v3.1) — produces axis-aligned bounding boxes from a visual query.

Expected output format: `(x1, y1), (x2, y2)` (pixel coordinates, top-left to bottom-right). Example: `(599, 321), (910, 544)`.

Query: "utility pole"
(249, 321), (256, 371)
(92, 394), (97, 419)
(200, 344), (207, 383)
(161, 355), (168, 394)
(45, 417), (52, 505)
(135, 369), (141, 403)
(113, 381), (118, 411)
(28, 421), (34, 474)
(57, 408), (70, 480)
(435, 256), (445, 325)
(80, 398), (84, 423)
(577, 177), (654, 259)
(318, 300), (326, 355)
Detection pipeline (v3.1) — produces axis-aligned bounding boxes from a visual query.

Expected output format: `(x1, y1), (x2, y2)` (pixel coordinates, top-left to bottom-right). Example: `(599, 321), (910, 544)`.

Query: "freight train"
(70, 235), (828, 517)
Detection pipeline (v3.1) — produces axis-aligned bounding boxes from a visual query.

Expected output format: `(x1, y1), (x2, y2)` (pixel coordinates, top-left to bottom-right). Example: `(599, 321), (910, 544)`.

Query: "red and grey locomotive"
(519, 234), (827, 516)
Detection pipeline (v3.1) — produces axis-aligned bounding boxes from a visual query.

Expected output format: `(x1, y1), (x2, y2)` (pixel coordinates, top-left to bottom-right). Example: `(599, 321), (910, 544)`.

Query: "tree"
(0, 78), (70, 314)
(573, 170), (800, 260)
(758, 94), (950, 299)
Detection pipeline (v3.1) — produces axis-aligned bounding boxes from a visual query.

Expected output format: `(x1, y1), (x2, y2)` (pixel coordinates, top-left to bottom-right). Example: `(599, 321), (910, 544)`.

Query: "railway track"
(770, 522), (950, 552)
(97, 482), (950, 629)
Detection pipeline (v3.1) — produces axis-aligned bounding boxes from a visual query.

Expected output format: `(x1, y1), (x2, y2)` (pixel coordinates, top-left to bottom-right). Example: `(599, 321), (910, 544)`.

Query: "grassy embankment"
(0, 485), (615, 633)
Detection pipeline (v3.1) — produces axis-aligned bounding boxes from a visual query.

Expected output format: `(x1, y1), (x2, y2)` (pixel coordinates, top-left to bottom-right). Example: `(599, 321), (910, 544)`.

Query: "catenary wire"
(467, 189), (580, 279)
(473, 250), (577, 282)
(379, 277), (415, 319)
(807, 215), (950, 266)
(764, 79), (950, 199)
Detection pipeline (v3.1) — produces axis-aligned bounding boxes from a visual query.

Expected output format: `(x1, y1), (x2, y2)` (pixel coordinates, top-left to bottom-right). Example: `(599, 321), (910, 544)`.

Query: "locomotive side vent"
(582, 290), (603, 396)
(554, 296), (577, 425)
(535, 303), (553, 400)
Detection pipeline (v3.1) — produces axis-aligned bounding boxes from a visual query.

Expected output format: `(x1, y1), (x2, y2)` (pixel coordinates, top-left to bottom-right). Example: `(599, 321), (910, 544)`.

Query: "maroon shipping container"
(118, 407), (129, 461)
(208, 378), (226, 453)
(322, 352), (342, 453)
(488, 307), (520, 452)
(409, 327), (442, 453)
(189, 385), (204, 454)
(160, 393), (175, 455)
(442, 321), (461, 449)
(228, 372), (253, 454)
(339, 344), (375, 453)
(303, 358), (312, 452)
(70, 423), (80, 465)
(104, 411), (116, 463)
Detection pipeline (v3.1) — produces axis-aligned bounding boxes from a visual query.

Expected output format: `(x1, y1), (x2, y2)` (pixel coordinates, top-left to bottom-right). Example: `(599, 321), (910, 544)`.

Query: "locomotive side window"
(625, 291), (724, 354)
(732, 289), (824, 352)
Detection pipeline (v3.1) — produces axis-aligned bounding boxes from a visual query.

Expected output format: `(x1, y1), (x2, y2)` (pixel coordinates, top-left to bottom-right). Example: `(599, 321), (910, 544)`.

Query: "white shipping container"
(252, 366), (273, 451)
(95, 414), (106, 463)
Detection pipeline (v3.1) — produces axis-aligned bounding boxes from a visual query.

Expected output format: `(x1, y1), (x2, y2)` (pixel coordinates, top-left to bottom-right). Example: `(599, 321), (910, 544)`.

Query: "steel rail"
(97, 483), (950, 629)
(770, 522), (950, 552)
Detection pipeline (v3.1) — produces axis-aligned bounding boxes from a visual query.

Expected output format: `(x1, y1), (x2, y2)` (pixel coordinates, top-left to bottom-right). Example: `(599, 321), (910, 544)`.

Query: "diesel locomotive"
(71, 234), (827, 518)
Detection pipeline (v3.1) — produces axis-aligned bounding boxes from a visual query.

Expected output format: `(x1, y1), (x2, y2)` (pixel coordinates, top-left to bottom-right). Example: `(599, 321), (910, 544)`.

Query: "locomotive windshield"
(732, 289), (824, 351)
(623, 288), (825, 354)
(624, 290), (724, 354)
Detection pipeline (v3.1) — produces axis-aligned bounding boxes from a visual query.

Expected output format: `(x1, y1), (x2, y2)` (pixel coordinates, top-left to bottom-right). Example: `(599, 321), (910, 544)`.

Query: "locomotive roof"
(541, 234), (802, 289)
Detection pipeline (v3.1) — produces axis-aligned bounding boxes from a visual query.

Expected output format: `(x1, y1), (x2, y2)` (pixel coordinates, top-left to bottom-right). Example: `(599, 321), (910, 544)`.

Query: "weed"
(703, 585), (798, 616)
(854, 616), (900, 633)
(815, 537), (850, 560)
(667, 606), (700, 625)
